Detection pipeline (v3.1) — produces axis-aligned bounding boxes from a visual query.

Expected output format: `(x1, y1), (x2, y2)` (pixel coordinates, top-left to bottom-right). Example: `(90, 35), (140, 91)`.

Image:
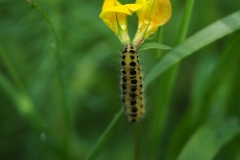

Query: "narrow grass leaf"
(27, 2), (70, 157)
(138, 42), (172, 52)
(145, 10), (240, 86)
(149, 1), (195, 159)
(0, 44), (25, 90)
(0, 73), (45, 132)
(176, 117), (240, 160)
(166, 31), (240, 160)
(85, 108), (124, 160)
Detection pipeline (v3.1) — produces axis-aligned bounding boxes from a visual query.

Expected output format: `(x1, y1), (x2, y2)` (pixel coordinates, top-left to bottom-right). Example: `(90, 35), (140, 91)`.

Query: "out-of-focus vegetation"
(0, 0), (240, 160)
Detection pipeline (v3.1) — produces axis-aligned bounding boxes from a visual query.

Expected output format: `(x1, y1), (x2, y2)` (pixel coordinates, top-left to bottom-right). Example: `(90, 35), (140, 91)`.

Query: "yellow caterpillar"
(120, 44), (145, 122)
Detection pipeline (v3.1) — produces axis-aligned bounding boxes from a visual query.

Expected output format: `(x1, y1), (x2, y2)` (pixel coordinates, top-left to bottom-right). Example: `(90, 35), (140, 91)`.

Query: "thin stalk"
(148, 27), (168, 159)
(0, 44), (25, 91)
(175, 0), (195, 44)
(0, 72), (45, 132)
(149, 68), (177, 160)
(134, 123), (141, 160)
(40, 131), (47, 160)
(85, 108), (124, 160)
(148, 0), (195, 159)
(27, 1), (69, 158)
(28, 2), (69, 126)
(0, 69), (58, 158)
(156, 27), (164, 58)
(134, 28), (165, 160)
(0, 43), (45, 132)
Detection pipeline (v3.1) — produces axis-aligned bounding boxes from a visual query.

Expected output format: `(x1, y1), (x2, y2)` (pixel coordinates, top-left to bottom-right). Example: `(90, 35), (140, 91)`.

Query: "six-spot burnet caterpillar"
(120, 44), (145, 123)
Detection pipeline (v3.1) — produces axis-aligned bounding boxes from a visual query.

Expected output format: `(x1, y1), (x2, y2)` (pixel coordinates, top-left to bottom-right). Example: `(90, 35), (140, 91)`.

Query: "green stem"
(85, 108), (124, 160)
(0, 43), (45, 133)
(28, 1), (69, 158)
(134, 25), (161, 159)
(134, 123), (141, 160)
(147, 27), (166, 159)
(164, 0), (195, 128)
(30, 2), (69, 124)
(0, 72), (45, 132)
(156, 27), (164, 58)
(149, 0), (195, 159)
(175, 0), (195, 44)
(0, 44), (25, 91)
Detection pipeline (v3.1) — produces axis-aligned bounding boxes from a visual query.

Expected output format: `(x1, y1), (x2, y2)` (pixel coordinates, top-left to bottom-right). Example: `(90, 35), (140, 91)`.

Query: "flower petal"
(99, 0), (143, 45)
(133, 0), (172, 46)
(99, 1), (142, 35)
(100, 4), (142, 18)
(136, 0), (171, 28)
(102, 0), (115, 11)
(125, 4), (142, 14)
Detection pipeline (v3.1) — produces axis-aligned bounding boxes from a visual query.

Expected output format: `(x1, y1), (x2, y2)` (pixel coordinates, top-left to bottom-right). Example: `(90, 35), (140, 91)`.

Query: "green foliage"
(0, 0), (240, 160)
(138, 42), (172, 52)
(145, 10), (240, 86)
(177, 117), (240, 160)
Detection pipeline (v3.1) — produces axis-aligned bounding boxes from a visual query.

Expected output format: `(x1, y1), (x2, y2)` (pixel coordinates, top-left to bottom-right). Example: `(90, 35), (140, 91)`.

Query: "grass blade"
(27, 1), (69, 124)
(27, 1), (70, 158)
(145, 10), (240, 86)
(148, 0), (195, 159)
(166, 30), (240, 160)
(0, 44), (25, 90)
(0, 72), (45, 132)
(85, 108), (124, 160)
(176, 117), (240, 160)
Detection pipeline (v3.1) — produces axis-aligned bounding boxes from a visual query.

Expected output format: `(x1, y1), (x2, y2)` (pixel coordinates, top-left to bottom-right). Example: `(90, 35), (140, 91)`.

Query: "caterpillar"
(120, 44), (145, 123)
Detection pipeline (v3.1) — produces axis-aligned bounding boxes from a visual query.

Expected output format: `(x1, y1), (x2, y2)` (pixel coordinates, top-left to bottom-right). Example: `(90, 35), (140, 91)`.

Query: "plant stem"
(156, 27), (164, 58)
(149, 0), (195, 159)
(85, 108), (124, 160)
(28, 1), (70, 158)
(0, 44), (25, 91)
(0, 72), (45, 132)
(175, 0), (195, 44)
(134, 123), (141, 160)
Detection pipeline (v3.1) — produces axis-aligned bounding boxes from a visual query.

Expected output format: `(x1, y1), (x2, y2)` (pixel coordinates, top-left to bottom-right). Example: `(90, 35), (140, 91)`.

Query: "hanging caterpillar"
(120, 44), (145, 123)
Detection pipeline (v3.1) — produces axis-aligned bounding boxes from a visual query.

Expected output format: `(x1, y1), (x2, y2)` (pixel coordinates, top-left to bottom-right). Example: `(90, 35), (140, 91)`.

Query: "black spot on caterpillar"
(131, 107), (138, 113)
(121, 61), (126, 66)
(130, 69), (137, 75)
(131, 79), (137, 84)
(120, 44), (145, 123)
(129, 50), (136, 54)
(129, 62), (136, 67)
(122, 84), (126, 90)
(131, 86), (137, 92)
(122, 76), (127, 82)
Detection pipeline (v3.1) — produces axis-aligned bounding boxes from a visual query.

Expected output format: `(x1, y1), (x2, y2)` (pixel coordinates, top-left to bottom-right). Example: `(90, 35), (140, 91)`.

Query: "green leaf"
(176, 117), (240, 160)
(145, 10), (240, 86)
(138, 42), (172, 52)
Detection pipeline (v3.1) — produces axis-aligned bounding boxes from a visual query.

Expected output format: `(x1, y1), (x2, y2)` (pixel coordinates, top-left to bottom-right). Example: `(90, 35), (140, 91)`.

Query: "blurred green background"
(0, 0), (240, 160)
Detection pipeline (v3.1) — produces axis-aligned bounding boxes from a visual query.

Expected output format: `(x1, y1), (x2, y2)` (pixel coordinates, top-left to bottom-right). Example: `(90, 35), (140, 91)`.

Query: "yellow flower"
(100, 0), (142, 45)
(133, 0), (172, 46)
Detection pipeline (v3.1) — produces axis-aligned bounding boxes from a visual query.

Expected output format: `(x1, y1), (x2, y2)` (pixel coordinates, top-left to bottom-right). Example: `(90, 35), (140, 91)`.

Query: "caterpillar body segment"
(120, 44), (145, 123)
